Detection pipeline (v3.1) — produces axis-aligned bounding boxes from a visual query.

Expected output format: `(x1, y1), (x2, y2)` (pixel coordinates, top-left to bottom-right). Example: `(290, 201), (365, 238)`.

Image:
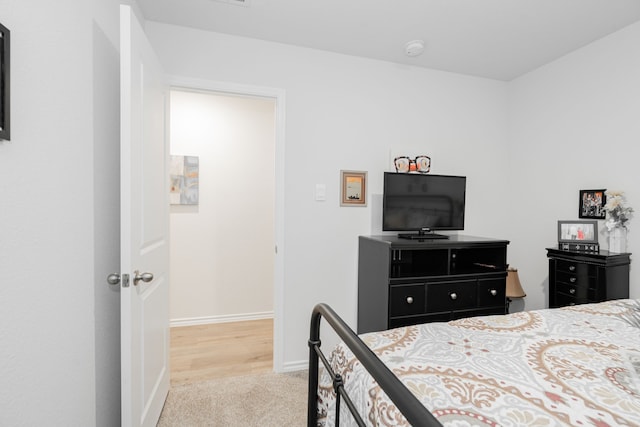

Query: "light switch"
(315, 184), (326, 201)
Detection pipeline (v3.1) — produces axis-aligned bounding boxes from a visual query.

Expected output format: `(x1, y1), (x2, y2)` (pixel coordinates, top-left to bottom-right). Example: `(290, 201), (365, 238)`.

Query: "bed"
(308, 299), (640, 427)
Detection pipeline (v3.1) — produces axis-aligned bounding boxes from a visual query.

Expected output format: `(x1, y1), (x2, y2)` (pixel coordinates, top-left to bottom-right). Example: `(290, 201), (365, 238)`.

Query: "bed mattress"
(318, 299), (640, 426)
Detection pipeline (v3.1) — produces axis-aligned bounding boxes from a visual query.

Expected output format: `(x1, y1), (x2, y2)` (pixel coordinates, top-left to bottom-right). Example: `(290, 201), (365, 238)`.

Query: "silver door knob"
(133, 271), (154, 286)
(107, 274), (120, 285)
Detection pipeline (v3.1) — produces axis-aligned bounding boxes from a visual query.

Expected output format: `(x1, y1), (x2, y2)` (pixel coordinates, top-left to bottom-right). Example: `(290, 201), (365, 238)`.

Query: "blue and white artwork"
(170, 155), (199, 205)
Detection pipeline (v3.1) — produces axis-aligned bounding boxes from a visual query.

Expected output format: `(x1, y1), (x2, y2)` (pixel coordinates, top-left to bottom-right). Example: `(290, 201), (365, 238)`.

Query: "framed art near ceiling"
(579, 189), (606, 219)
(340, 170), (367, 206)
(0, 22), (9, 141)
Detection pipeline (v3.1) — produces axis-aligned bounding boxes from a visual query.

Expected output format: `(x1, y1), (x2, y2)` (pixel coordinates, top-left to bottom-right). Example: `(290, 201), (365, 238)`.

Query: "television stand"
(398, 232), (449, 240)
(358, 235), (510, 333)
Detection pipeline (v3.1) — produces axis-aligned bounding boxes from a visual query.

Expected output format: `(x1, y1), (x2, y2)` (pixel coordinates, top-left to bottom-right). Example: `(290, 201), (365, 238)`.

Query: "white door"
(120, 5), (170, 427)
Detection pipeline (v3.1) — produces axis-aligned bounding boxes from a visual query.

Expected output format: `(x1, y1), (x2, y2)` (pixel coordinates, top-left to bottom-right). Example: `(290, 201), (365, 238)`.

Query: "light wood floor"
(170, 318), (273, 386)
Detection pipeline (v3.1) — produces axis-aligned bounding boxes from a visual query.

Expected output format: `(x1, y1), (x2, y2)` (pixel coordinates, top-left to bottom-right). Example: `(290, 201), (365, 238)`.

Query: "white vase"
(608, 227), (627, 253)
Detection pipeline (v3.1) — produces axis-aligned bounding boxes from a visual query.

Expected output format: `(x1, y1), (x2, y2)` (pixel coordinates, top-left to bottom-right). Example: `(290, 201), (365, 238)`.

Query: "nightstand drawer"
(555, 291), (588, 307)
(389, 284), (425, 316)
(555, 259), (580, 274)
(426, 280), (476, 312)
(555, 260), (597, 276)
(556, 270), (595, 288)
(556, 281), (590, 300)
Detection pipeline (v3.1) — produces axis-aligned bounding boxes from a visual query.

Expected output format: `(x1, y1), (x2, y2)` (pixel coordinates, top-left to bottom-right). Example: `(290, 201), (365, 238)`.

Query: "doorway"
(168, 86), (281, 379)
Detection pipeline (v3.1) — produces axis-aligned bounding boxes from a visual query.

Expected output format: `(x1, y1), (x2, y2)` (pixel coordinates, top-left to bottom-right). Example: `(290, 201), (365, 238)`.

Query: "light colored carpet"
(158, 370), (308, 426)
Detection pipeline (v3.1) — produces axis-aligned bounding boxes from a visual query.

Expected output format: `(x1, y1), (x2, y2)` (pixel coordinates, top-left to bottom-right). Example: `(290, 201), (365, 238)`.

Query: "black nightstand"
(546, 247), (631, 308)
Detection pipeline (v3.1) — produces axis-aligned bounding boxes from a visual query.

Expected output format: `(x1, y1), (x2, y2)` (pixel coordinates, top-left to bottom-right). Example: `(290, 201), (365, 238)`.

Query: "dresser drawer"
(555, 270), (596, 288)
(555, 260), (596, 276)
(555, 259), (580, 274)
(389, 312), (451, 328)
(426, 280), (476, 312)
(477, 278), (505, 307)
(389, 284), (425, 317)
(555, 281), (590, 300)
(554, 291), (588, 307)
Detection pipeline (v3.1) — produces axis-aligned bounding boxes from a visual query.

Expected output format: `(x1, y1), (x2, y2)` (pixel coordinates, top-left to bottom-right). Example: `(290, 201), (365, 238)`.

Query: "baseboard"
(170, 311), (274, 328)
(280, 359), (308, 373)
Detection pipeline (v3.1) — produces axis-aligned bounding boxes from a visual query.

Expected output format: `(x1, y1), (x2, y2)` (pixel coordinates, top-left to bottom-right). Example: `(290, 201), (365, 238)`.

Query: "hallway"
(169, 318), (273, 385)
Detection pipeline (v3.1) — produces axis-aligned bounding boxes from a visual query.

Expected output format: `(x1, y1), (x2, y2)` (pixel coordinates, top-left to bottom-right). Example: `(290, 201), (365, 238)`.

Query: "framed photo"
(557, 220), (598, 244)
(340, 170), (367, 207)
(0, 22), (9, 141)
(579, 189), (606, 219)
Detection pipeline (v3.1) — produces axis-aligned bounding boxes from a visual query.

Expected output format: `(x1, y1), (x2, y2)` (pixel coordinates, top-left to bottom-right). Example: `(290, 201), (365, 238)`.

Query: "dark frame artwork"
(0, 21), (9, 141)
(557, 220), (598, 244)
(579, 189), (606, 219)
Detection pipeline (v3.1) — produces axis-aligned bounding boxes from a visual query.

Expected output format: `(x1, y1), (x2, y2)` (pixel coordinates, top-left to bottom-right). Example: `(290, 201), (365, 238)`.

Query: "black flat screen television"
(382, 172), (466, 239)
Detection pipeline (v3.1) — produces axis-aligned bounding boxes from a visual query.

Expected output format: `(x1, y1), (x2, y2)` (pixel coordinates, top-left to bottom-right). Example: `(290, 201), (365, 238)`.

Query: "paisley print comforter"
(318, 299), (640, 426)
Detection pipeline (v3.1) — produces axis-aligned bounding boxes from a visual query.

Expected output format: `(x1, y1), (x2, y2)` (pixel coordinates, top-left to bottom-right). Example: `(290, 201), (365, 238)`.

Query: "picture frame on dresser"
(558, 220), (597, 243)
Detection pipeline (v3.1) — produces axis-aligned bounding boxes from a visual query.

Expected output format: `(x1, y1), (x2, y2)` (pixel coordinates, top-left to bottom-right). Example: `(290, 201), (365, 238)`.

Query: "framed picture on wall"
(0, 21), (9, 141)
(340, 170), (367, 206)
(579, 189), (606, 219)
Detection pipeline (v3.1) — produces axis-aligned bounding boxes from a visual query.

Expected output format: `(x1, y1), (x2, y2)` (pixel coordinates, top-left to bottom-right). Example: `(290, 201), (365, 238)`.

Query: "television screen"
(382, 172), (466, 233)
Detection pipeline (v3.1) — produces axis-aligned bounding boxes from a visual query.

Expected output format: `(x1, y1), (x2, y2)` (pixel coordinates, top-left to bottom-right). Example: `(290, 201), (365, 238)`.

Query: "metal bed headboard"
(307, 303), (442, 427)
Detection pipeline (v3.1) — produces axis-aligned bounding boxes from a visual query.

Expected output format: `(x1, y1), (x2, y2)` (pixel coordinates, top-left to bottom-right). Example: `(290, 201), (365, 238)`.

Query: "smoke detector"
(405, 40), (425, 57)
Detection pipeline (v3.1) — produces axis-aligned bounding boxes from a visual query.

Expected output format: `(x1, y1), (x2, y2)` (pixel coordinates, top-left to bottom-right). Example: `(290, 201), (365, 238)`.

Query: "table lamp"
(506, 267), (526, 311)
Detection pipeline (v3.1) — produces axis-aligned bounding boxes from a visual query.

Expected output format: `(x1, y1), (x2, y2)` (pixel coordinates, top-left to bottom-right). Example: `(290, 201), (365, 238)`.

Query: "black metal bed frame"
(307, 303), (442, 427)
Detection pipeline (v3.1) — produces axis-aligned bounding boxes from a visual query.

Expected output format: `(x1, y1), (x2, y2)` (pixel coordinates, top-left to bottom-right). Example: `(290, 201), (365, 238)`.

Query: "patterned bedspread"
(318, 299), (640, 427)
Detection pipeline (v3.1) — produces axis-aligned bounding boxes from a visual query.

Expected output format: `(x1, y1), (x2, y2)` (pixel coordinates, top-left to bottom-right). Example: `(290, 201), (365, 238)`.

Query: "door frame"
(168, 76), (286, 372)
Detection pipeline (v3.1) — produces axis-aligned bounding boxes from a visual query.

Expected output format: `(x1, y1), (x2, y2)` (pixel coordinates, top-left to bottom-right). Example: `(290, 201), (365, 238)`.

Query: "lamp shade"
(506, 267), (526, 298)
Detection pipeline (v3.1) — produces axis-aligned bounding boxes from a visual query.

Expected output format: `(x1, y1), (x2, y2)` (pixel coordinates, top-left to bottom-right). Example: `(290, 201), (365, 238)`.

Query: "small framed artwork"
(0, 22), (10, 141)
(557, 220), (598, 244)
(170, 155), (199, 205)
(579, 189), (606, 219)
(340, 170), (367, 207)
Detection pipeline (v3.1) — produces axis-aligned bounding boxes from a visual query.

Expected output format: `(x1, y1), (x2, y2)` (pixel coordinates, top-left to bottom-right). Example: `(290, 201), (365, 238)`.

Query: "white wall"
(507, 21), (640, 312)
(147, 23), (511, 368)
(0, 1), (121, 425)
(169, 89), (275, 322)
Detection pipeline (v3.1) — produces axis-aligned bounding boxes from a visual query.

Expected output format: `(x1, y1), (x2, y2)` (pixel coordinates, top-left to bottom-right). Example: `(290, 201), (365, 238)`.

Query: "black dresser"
(358, 235), (509, 334)
(546, 247), (631, 308)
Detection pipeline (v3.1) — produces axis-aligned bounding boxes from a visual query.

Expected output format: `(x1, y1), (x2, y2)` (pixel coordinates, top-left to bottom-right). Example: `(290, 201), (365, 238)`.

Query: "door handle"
(107, 273), (130, 287)
(133, 270), (154, 286)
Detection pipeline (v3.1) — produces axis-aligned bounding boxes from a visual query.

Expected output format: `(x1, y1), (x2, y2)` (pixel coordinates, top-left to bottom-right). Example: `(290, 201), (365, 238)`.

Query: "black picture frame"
(0, 21), (10, 141)
(579, 189), (606, 219)
(557, 220), (598, 244)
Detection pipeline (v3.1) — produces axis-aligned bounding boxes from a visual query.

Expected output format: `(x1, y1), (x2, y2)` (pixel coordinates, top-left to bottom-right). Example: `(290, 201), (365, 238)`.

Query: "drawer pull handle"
(570, 288), (576, 294)
(489, 289), (497, 296)
(570, 277), (576, 283)
(406, 296), (414, 304)
(569, 265), (576, 272)
(450, 292), (458, 300)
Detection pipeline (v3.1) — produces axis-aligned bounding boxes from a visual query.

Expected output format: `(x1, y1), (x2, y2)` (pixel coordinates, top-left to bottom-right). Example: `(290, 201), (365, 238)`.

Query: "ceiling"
(136, 0), (640, 81)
